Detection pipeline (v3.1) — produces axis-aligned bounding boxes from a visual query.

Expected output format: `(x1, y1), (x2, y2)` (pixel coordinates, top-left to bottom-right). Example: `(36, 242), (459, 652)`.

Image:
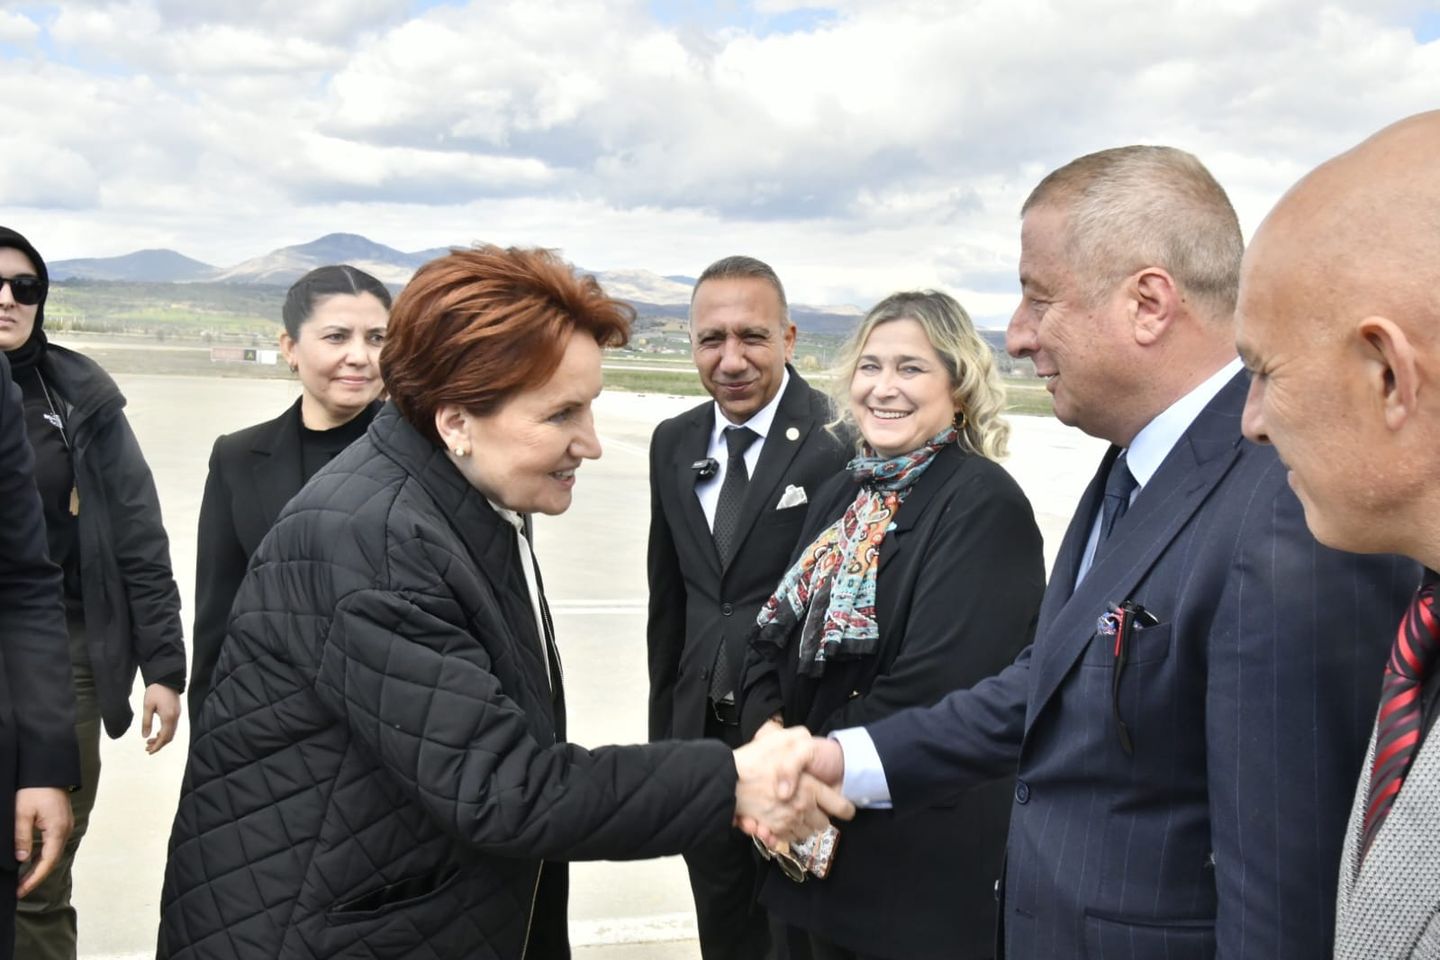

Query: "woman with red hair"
(158, 245), (850, 960)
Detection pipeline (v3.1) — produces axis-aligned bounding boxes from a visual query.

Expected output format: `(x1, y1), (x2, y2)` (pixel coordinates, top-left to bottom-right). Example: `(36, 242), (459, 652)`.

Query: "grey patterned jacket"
(1335, 716), (1440, 958)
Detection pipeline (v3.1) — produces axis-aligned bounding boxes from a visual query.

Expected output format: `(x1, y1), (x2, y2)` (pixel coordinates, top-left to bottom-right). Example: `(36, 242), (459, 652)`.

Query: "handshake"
(730, 722), (851, 864)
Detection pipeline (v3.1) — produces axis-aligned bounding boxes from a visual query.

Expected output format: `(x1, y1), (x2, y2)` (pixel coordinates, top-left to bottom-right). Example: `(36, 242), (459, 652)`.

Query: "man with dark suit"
(0, 350), (79, 959)
(1236, 111), (1440, 959)
(648, 255), (850, 959)
(792, 146), (1417, 958)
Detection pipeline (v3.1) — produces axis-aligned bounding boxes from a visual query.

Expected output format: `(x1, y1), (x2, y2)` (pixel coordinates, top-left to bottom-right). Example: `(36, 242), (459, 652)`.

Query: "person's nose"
(574, 410), (602, 460)
(1241, 377), (1269, 445)
(1006, 301), (1036, 358)
(718, 337), (748, 375)
(0, 280), (15, 307)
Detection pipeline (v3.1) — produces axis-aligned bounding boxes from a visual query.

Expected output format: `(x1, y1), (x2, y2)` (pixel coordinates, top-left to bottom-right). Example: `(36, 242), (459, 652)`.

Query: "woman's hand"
(142, 683), (181, 754)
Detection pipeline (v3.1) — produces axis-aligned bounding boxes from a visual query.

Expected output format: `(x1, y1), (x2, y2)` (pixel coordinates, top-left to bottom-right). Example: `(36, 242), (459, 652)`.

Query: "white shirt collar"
(1125, 357), (1243, 489)
(710, 367), (790, 448)
(487, 499), (526, 535)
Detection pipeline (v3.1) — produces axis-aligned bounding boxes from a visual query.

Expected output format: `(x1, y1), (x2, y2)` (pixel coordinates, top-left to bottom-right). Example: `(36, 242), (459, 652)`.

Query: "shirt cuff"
(830, 727), (893, 810)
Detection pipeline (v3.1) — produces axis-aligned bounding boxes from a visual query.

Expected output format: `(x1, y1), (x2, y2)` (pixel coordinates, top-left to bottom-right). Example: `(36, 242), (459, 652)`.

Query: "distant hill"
(50, 249), (217, 282)
(47, 233), (866, 334)
(213, 233), (441, 286)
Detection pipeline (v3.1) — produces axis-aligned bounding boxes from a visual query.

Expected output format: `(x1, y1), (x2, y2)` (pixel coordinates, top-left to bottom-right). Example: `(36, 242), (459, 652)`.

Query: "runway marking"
(85, 912), (698, 957)
(549, 599), (647, 615)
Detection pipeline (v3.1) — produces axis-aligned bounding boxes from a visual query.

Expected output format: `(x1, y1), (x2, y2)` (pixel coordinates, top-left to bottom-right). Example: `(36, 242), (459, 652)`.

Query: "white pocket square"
(776, 485), (808, 510)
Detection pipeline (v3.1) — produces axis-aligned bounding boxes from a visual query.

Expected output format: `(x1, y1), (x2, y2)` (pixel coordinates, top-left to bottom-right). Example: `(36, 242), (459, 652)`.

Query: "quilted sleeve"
(317, 586), (738, 861)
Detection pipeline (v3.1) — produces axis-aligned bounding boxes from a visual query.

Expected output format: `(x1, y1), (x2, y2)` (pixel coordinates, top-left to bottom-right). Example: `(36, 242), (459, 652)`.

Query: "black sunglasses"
(0, 276), (45, 306)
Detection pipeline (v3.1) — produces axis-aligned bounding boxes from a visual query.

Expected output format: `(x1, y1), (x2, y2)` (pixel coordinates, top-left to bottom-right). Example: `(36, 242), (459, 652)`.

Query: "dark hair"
(690, 255), (789, 319)
(282, 265), (393, 339)
(381, 246), (633, 444)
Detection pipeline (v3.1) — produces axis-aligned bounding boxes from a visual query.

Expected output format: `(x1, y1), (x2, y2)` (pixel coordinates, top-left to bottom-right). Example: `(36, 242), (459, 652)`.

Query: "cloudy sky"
(2, 0), (1438, 322)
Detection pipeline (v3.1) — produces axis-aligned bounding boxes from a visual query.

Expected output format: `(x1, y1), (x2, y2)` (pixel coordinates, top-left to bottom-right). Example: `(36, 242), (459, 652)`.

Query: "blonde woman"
(739, 291), (1044, 960)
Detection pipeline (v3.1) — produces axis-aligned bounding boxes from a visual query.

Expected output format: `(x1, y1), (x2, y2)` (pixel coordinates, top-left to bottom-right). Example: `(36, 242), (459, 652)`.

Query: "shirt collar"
(710, 367), (790, 448)
(1125, 357), (1243, 489)
(486, 498), (526, 536)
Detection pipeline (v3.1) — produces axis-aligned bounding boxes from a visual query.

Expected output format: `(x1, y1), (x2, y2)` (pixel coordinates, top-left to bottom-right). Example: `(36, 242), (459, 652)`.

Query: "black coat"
(39, 345), (185, 736)
(647, 370), (852, 741)
(189, 398), (378, 716)
(739, 443), (1046, 960)
(0, 352), (81, 878)
(161, 404), (737, 960)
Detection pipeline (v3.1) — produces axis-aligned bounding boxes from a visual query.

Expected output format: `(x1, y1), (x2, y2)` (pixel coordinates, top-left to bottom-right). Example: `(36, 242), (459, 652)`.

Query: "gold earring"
(954, 410), (968, 431)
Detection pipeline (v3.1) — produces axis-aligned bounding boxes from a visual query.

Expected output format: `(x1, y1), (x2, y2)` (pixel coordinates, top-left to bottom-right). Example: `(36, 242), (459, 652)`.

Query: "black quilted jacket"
(159, 404), (737, 959)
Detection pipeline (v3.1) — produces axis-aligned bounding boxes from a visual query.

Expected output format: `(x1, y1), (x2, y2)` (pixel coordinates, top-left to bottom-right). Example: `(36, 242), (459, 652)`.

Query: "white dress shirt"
(833, 357), (1245, 808)
(695, 369), (790, 529)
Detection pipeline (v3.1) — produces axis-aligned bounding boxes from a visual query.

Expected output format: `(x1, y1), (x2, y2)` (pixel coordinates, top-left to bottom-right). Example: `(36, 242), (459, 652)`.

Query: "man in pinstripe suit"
(790, 145), (1417, 958)
(1239, 111), (1440, 959)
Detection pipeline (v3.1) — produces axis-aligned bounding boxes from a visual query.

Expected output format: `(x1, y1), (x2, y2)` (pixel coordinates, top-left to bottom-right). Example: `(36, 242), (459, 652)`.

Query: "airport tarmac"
(68, 373), (1106, 960)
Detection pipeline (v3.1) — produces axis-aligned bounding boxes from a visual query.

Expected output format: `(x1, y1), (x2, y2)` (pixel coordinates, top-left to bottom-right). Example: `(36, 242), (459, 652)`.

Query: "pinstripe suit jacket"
(866, 372), (1417, 959)
(1335, 695), (1440, 958)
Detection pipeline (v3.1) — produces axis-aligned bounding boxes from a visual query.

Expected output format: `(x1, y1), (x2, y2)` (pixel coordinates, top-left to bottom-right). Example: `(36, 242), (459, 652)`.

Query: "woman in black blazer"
(189, 265), (391, 715)
(740, 290), (1047, 960)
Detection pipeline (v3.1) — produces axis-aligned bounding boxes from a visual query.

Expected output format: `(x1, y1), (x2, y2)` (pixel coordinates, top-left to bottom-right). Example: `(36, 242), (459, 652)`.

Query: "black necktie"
(1098, 452), (1137, 545)
(707, 426), (758, 707)
(711, 426), (759, 566)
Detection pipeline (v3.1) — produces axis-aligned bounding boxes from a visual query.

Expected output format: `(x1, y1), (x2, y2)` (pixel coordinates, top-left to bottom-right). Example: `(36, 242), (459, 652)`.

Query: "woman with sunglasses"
(739, 291), (1046, 960)
(187, 265), (390, 717)
(0, 226), (185, 960)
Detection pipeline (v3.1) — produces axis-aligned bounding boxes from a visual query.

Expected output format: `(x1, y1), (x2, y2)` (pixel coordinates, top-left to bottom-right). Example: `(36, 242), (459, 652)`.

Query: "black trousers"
(681, 712), (778, 960)
(0, 870), (13, 960)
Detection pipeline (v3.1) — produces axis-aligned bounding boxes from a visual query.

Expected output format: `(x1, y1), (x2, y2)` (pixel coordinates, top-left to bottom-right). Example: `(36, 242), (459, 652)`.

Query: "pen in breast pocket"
(1108, 600), (1158, 756)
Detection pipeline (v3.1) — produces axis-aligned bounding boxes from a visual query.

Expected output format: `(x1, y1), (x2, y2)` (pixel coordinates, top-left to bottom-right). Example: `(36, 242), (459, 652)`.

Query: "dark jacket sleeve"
(95, 411), (186, 690)
(189, 438), (248, 716)
(317, 585), (738, 861)
(0, 358), (81, 789)
(815, 467), (1045, 735)
(866, 646), (1033, 806)
(646, 425), (685, 742)
(1203, 460), (1411, 958)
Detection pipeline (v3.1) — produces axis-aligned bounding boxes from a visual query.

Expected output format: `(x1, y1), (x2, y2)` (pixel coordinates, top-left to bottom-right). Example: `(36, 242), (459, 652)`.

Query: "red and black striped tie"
(1362, 582), (1440, 858)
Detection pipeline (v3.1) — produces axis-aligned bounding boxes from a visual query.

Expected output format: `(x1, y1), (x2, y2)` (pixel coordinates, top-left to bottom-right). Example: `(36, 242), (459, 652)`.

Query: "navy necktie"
(1098, 452), (1137, 545)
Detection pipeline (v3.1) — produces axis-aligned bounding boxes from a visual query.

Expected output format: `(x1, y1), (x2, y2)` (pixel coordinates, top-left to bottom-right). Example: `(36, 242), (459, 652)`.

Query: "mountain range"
(48, 233), (865, 331)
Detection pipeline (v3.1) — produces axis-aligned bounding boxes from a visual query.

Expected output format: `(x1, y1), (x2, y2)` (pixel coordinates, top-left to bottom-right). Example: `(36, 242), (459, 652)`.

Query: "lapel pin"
(785, 426), (800, 441)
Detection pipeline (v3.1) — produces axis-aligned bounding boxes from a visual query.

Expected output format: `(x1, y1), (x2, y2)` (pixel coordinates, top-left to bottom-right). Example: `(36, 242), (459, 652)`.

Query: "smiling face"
(0, 247), (41, 352)
(690, 276), (796, 424)
(1007, 204), (1141, 445)
(849, 317), (958, 456)
(280, 292), (388, 429)
(447, 329), (605, 516)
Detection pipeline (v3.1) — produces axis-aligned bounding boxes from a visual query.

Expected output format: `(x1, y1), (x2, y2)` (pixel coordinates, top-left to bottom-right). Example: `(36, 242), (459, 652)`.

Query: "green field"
(54, 335), (1052, 418)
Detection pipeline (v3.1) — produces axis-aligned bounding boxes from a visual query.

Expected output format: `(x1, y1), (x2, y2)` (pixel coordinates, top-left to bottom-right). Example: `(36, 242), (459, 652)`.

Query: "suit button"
(721, 603), (734, 616)
(1014, 780), (1030, 804)
(700, 667), (710, 681)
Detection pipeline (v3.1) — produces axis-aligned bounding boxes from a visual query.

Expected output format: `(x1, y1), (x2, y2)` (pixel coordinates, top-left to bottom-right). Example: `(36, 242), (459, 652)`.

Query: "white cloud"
(0, 9), (39, 43)
(5, 0), (1438, 310)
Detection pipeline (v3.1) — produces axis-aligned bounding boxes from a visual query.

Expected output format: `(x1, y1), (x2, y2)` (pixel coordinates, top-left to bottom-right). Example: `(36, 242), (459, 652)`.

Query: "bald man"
(1238, 110), (1440, 958)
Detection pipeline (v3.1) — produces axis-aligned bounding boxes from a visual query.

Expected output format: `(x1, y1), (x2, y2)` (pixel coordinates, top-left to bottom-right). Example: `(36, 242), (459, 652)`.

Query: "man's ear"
(1358, 315), (1420, 432)
(1129, 268), (1180, 346)
(434, 403), (470, 454)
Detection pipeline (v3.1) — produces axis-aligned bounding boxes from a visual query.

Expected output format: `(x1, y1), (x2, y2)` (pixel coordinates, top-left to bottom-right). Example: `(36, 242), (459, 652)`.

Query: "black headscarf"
(0, 226), (49, 374)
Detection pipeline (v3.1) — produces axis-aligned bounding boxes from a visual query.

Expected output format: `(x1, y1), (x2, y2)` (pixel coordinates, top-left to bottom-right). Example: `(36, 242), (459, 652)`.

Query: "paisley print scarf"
(755, 425), (957, 677)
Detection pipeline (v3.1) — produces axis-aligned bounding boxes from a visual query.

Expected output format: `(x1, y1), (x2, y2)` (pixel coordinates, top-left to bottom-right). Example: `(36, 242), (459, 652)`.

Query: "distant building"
(211, 346), (280, 365)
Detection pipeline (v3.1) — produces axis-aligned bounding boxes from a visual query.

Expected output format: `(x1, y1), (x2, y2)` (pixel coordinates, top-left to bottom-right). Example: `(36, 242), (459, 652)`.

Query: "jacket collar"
(367, 403), (518, 591)
(1026, 371), (1249, 729)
